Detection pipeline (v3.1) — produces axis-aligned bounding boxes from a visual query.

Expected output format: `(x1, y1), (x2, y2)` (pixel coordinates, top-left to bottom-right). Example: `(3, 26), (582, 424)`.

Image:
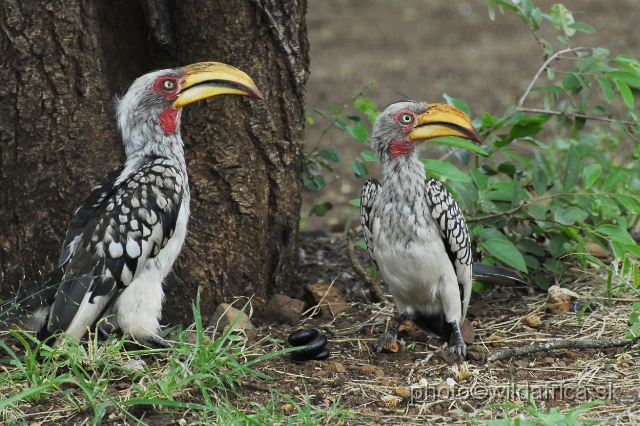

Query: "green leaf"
(442, 93), (471, 117)
(616, 194), (638, 212)
(615, 79), (634, 109)
(602, 170), (628, 192)
(428, 136), (489, 157)
(554, 207), (589, 225)
(356, 238), (367, 250)
(563, 146), (580, 190)
(549, 234), (570, 258)
(422, 159), (471, 182)
(361, 150), (378, 163)
(470, 168), (488, 191)
(346, 122), (370, 143)
(531, 166), (549, 195)
(313, 108), (327, 118)
(562, 73), (581, 92)
(311, 202), (332, 217)
(567, 21), (596, 33)
(582, 163), (602, 189)
(624, 243), (640, 258)
(481, 228), (510, 242)
(527, 204), (548, 220)
(509, 122), (544, 140)
(349, 198), (361, 207)
(482, 239), (528, 273)
(531, 85), (566, 94)
(595, 76), (614, 104)
(595, 224), (635, 245)
(611, 240), (626, 260)
(351, 160), (369, 178)
(304, 173), (325, 191)
(518, 238), (546, 256)
(318, 147), (340, 163)
(609, 71), (640, 88)
(365, 266), (379, 277)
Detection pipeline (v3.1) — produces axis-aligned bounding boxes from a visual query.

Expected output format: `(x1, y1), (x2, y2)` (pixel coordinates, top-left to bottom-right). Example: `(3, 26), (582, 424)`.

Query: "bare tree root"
(488, 338), (639, 362)
(346, 230), (386, 303)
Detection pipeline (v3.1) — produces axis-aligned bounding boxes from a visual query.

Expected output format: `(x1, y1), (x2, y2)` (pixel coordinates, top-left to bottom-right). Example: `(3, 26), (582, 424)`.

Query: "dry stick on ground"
(325, 320), (385, 337)
(488, 338), (639, 362)
(346, 230), (386, 303)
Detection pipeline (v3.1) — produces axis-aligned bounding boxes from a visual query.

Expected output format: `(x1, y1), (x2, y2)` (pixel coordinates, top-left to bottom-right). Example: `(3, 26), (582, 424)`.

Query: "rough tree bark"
(0, 0), (308, 325)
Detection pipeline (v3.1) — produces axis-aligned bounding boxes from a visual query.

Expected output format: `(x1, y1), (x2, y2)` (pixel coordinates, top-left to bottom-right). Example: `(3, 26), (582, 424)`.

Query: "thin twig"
(466, 203), (526, 223)
(517, 48), (589, 109)
(346, 230), (386, 303)
(406, 353), (435, 384)
(482, 47), (589, 137)
(488, 338), (639, 362)
(518, 107), (636, 125)
(325, 320), (385, 337)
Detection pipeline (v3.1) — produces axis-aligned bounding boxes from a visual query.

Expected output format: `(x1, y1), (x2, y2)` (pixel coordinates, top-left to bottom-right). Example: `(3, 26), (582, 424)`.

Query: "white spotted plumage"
(0, 62), (262, 347)
(360, 100), (475, 358)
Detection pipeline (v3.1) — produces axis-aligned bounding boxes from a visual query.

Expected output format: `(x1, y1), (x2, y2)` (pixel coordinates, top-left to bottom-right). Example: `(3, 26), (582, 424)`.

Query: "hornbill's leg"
(448, 318), (466, 359)
(374, 311), (408, 353)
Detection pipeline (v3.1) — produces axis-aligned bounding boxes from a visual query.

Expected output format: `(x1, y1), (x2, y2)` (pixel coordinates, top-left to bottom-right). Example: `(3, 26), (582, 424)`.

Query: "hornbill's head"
(116, 62), (263, 157)
(371, 101), (483, 165)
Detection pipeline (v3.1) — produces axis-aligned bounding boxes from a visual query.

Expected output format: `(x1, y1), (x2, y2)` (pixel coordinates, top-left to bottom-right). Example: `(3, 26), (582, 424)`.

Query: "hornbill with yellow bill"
(360, 101), (485, 359)
(0, 62), (262, 347)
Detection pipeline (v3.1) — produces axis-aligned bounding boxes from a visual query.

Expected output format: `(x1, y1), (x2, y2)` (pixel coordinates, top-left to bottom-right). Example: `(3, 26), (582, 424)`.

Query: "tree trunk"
(0, 0), (308, 326)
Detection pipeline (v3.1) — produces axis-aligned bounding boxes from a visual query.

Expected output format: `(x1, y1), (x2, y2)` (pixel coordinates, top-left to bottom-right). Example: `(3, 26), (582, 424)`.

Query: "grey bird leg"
(144, 335), (171, 349)
(374, 312), (408, 353)
(448, 319), (466, 359)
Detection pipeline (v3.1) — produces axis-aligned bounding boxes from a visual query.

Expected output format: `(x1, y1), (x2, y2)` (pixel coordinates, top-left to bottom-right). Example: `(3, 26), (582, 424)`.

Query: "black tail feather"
(472, 262), (531, 287)
(412, 314), (453, 341)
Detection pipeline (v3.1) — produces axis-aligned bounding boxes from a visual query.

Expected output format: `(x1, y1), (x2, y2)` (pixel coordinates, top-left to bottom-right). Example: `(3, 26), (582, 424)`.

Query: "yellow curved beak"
(407, 103), (483, 144)
(173, 62), (263, 108)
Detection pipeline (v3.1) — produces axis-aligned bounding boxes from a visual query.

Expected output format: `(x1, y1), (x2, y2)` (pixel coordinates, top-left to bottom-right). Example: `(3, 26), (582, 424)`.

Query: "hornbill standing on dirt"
(360, 101), (484, 359)
(0, 62), (262, 347)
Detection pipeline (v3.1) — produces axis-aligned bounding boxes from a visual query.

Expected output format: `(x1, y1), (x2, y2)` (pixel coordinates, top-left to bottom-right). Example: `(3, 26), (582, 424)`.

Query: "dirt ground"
(3, 232), (639, 424)
(236, 232), (640, 424)
(302, 0), (640, 231)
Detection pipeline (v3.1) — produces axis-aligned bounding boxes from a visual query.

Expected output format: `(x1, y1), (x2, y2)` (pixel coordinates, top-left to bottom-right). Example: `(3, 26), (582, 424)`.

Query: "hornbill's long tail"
(472, 262), (531, 287)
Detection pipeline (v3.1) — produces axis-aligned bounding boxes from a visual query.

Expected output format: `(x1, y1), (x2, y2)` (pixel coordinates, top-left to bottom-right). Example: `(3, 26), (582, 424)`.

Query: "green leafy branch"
(304, 0), (640, 296)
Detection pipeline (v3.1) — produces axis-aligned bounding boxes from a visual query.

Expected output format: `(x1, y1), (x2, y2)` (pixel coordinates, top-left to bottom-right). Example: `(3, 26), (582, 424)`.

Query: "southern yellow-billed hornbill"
(360, 101), (483, 359)
(0, 62), (262, 347)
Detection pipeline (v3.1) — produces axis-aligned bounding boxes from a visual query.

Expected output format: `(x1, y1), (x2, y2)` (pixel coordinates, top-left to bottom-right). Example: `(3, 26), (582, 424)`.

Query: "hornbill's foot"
(448, 320), (466, 359)
(147, 336), (171, 349)
(133, 335), (171, 349)
(98, 326), (112, 340)
(374, 329), (398, 353)
(374, 313), (407, 353)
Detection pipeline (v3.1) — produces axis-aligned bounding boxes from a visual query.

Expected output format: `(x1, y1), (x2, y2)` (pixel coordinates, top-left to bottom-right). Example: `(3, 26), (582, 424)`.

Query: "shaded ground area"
(243, 232), (640, 424)
(1, 232), (639, 424)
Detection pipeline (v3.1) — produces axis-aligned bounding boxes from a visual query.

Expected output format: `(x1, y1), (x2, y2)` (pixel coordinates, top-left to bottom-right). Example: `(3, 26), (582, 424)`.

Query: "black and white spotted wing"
(360, 178), (381, 271)
(47, 157), (184, 334)
(424, 178), (472, 309)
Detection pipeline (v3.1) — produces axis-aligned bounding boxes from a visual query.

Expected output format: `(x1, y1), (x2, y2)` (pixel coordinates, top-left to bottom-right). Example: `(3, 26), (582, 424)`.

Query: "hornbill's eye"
(161, 79), (176, 92)
(400, 113), (414, 124)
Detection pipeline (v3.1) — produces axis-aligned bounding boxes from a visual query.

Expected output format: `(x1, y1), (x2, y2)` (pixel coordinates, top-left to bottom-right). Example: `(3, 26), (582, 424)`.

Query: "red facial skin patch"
(389, 139), (414, 158)
(159, 107), (180, 134)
